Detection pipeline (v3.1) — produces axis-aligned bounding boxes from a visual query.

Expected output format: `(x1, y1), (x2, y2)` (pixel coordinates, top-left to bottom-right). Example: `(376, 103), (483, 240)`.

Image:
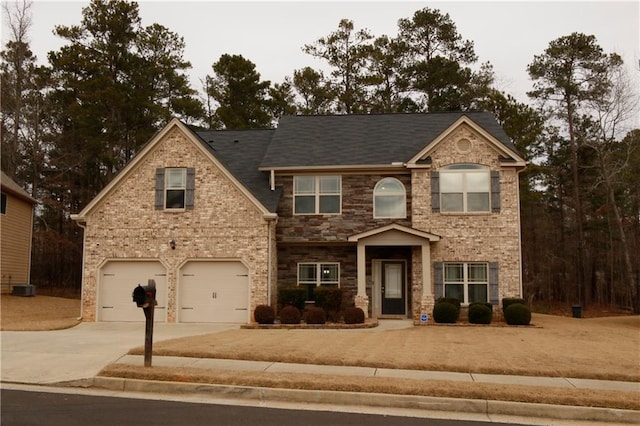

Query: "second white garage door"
(179, 261), (249, 323)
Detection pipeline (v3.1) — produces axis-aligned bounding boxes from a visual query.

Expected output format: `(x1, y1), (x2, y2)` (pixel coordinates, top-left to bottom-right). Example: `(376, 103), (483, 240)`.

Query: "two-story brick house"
(72, 112), (525, 323)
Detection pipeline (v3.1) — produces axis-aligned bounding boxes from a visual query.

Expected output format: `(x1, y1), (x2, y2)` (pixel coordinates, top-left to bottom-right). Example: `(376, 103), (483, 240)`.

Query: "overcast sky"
(5, 0), (640, 122)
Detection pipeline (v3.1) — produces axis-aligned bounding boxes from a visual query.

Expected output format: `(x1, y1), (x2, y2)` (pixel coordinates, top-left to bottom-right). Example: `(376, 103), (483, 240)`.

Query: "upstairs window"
(294, 176), (341, 214)
(440, 164), (491, 212)
(155, 168), (195, 211)
(373, 178), (406, 218)
(165, 168), (187, 209)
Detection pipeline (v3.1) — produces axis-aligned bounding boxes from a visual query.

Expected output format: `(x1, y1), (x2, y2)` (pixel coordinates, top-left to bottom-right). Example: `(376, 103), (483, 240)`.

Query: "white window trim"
(373, 177), (407, 219)
(165, 168), (187, 211)
(297, 262), (340, 287)
(440, 164), (491, 213)
(444, 262), (489, 304)
(293, 175), (342, 215)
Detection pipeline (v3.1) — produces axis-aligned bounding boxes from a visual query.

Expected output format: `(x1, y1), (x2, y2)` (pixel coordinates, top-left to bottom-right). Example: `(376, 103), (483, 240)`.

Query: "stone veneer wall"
(411, 124), (523, 319)
(79, 127), (272, 322)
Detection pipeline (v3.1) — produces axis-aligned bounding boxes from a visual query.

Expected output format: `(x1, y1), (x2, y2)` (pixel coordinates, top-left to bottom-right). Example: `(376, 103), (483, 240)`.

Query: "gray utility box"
(11, 284), (36, 297)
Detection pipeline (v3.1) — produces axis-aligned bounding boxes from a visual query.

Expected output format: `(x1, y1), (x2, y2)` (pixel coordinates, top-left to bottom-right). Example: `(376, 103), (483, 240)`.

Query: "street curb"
(91, 377), (640, 424)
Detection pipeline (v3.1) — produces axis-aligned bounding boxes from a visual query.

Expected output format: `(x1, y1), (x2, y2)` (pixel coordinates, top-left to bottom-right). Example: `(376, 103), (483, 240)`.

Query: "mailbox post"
(132, 279), (157, 367)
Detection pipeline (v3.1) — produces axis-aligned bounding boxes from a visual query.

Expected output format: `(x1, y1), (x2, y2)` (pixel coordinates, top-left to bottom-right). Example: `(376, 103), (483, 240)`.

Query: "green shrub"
(468, 303), (493, 324)
(305, 306), (326, 325)
(253, 304), (275, 324)
(502, 297), (526, 316)
(313, 286), (343, 313)
(504, 303), (531, 325)
(278, 287), (306, 311)
(436, 297), (461, 312)
(279, 305), (302, 324)
(433, 302), (459, 323)
(343, 307), (365, 324)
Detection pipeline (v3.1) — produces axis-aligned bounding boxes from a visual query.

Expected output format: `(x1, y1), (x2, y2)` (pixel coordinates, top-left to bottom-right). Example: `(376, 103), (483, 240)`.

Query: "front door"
(381, 261), (406, 315)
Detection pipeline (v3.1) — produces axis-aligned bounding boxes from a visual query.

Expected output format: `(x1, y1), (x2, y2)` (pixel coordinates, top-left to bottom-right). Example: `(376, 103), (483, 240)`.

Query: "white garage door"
(179, 261), (249, 323)
(99, 261), (167, 322)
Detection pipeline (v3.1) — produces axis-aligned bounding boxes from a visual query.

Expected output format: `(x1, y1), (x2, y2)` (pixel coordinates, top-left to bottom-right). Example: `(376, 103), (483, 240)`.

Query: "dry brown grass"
(4, 294), (639, 409)
(99, 363), (640, 411)
(128, 314), (640, 382)
(1, 294), (81, 331)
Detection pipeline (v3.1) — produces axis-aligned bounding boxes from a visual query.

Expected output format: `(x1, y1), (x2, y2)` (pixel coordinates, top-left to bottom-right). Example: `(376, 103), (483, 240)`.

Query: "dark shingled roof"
(191, 128), (282, 213)
(260, 112), (518, 168)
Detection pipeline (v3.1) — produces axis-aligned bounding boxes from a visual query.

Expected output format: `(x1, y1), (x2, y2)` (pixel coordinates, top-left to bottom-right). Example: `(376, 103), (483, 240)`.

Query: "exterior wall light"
(170, 239), (176, 250)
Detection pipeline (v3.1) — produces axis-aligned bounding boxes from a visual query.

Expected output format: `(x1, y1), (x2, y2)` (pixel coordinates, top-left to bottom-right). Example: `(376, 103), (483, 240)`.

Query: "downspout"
(270, 169), (275, 191)
(73, 217), (86, 321)
(267, 219), (272, 306)
(516, 167), (525, 299)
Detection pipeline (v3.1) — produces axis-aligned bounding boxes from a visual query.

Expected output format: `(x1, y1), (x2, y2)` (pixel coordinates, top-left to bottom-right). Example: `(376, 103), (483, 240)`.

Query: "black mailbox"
(132, 281), (157, 308)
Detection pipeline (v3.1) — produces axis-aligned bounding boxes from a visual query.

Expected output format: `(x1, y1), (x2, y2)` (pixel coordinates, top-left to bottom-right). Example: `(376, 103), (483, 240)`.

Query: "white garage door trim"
(178, 260), (250, 323)
(98, 260), (167, 322)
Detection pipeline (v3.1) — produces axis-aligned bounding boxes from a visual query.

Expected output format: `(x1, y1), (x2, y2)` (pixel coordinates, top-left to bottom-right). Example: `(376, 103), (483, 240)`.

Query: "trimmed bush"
(436, 297), (461, 312)
(343, 307), (365, 324)
(433, 302), (459, 323)
(313, 286), (343, 313)
(504, 303), (532, 325)
(278, 287), (306, 311)
(502, 297), (526, 316)
(253, 304), (275, 325)
(279, 305), (302, 324)
(305, 306), (326, 325)
(468, 303), (493, 324)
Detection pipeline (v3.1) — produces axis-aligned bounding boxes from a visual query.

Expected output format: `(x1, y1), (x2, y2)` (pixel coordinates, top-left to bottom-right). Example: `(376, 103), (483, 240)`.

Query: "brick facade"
(77, 126), (273, 321)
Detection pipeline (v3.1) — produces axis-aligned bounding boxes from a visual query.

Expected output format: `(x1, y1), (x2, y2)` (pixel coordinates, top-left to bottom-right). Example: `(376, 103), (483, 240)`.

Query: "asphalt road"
(1, 389), (525, 426)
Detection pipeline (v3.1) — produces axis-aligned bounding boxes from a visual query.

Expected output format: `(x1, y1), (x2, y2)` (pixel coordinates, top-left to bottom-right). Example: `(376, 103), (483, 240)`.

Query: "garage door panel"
(179, 261), (249, 323)
(99, 261), (167, 322)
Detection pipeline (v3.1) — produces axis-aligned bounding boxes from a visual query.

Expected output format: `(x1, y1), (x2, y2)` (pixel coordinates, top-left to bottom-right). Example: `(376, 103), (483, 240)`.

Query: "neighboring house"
(1, 171), (37, 294)
(72, 112), (526, 323)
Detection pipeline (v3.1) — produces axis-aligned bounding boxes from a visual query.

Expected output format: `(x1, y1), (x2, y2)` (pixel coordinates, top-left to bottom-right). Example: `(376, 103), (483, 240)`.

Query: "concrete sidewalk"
(114, 354), (640, 394)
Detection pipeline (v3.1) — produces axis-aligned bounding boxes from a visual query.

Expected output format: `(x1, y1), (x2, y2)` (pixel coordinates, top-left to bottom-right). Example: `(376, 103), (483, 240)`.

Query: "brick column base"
(354, 294), (370, 318)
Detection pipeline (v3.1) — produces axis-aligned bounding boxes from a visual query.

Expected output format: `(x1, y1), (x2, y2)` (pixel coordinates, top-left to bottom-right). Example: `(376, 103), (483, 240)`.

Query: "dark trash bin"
(572, 305), (582, 318)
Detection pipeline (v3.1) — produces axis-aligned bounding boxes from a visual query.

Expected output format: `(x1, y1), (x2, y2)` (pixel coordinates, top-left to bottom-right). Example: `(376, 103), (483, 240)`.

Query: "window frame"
(373, 177), (406, 219)
(293, 175), (341, 215)
(443, 262), (489, 304)
(164, 168), (187, 210)
(297, 262), (340, 301)
(439, 164), (491, 213)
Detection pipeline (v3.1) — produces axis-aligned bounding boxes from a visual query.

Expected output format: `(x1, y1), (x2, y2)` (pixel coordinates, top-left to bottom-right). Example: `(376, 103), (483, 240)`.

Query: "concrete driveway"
(1, 322), (238, 385)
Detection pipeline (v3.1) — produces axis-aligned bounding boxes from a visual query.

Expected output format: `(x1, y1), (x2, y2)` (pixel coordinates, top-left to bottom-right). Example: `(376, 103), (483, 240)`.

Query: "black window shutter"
(434, 262), (444, 299)
(489, 262), (499, 304)
(155, 168), (165, 210)
(431, 171), (440, 213)
(185, 167), (196, 209)
(491, 171), (501, 213)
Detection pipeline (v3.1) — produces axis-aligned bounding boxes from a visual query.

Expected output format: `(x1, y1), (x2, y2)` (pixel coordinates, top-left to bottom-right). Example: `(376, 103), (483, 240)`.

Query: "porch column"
(420, 242), (435, 319)
(355, 242), (369, 317)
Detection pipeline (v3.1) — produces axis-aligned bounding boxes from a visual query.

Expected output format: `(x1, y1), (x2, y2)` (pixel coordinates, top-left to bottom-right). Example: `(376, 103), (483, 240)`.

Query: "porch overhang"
(348, 223), (440, 244)
(348, 224), (440, 319)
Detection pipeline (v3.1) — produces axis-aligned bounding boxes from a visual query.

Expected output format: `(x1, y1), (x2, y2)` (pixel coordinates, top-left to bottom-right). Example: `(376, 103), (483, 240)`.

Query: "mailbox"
(132, 281), (157, 308)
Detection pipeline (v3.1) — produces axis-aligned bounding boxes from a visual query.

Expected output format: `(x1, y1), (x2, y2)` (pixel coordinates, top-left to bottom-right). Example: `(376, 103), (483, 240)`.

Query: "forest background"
(1, 0), (638, 312)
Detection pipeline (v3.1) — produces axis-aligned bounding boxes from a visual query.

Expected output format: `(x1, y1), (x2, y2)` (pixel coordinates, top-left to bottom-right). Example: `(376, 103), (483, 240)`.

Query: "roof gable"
(407, 115), (526, 167)
(0, 171), (37, 205)
(73, 119), (278, 220)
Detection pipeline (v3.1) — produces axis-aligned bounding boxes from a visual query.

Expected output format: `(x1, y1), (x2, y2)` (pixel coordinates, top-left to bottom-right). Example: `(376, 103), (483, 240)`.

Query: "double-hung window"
(373, 177), (406, 218)
(165, 168), (187, 209)
(155, 167), (195, 211)
(294, 176), (341, 214)
(440, 164), (490, 212)
(298, 262), (339, 300)
(444, 262), (488, 304)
